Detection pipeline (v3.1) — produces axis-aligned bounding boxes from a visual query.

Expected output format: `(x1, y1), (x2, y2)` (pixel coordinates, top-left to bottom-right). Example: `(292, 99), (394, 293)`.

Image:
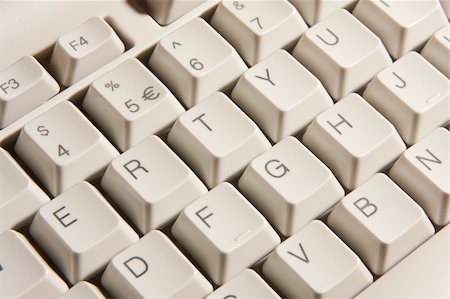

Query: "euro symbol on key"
(142, 86), (160, 101)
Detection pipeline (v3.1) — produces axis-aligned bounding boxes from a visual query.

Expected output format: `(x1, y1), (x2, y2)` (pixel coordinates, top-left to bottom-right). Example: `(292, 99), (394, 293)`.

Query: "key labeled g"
(264, 159), (289, 178)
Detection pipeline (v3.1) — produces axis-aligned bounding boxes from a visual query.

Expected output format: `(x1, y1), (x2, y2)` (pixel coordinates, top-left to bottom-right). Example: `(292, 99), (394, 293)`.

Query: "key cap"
(15, 101), (119, 196)
(289, 0), (357, 25)
(168, 92), (270, 188)
(353, 0), (447, 59)
(328, 174), (435, 275)
(390, 128), (450, 226)
(292, 9), (392, 100)
(58, 282), (104, 299)
(421, 24), (450, 78)
(101, 135), (207, 234)
(145, 0), (206, 25)
(172, 183), (280, 285)
(239, 136), (344, 236)
(149, 18), (247, 108)
(0, 56), (59, 128)
(83, 58), (184, 151)
(231, 50), (333, 142)
(102, 230), (212, 299)
(210, 0), (307, 66)
(355, 224), (450, 299)
(263, 220), (373, 299)
(49, 17), (124, 86)
(363, 52), (450, 145)
(302, 93), (405, 190)
(30, 182), (138, 284)
(0, 148), (49, 232)
(206, 269), (281, 299)
(0, 230), (68, 298)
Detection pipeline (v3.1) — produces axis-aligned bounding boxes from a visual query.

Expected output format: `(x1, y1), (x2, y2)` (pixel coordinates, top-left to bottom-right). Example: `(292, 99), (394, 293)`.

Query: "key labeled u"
(316, 28), (339, 46)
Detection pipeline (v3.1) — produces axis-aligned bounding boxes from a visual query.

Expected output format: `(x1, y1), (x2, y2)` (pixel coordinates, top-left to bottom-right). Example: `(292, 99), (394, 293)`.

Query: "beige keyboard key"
(206, 269), (281, 299)
(50, 17), (124, 86)
(355, 224), (450, 299)
(15, 101), (119, 196)
(102, 230), (212, 299)
(58, 282), (104, 299)
(145, 0), (206, 25)
(101, 135), (207, 234)
(30, 182), (138, 284)
(0, 56), (59, 128)
(390, 128), (450, 226)
(172, 183), (280, 285)
(211, 0), (307, 65)
(83, 58), (184, 151)
(302, 93), (405, 190)
(0, 148), (49, 232)
(289, 0), (357, 25)
(263, 220), (372, 299)
(231, 50), (333, 142)
(293, 9), (391, 100)
(0, 230), (68, 299)
(239, 136), (344, 236)
(328, 174), (435, 275)
(149, 18), (247, 108)
(353, 0), (447, 59)
(363, 52), (450, 145)
(422, 23), (450, 78)
(168, 92), (270, 188)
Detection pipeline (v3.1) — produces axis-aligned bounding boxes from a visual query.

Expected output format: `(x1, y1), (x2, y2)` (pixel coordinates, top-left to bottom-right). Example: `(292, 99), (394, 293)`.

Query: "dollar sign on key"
(37, 125), (49, 136)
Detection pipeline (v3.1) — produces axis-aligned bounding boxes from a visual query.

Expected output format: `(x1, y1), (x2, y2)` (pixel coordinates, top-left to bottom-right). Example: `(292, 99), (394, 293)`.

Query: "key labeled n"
(287, 242), (309, 263)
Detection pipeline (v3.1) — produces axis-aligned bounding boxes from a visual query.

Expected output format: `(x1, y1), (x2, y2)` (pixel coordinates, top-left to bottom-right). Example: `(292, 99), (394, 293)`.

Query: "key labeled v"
(287, 242), (309, 263)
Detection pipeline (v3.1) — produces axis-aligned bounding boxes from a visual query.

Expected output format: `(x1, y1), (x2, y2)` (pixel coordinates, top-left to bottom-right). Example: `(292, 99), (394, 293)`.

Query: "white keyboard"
(0, 1), (449, 298)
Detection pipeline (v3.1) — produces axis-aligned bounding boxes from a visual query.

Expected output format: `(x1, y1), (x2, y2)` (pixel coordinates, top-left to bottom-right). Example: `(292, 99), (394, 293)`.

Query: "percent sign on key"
(105, 80), (119, 91)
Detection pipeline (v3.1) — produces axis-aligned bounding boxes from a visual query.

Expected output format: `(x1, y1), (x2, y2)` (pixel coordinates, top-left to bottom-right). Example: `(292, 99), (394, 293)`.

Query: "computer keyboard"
(0, 0), (449, 298)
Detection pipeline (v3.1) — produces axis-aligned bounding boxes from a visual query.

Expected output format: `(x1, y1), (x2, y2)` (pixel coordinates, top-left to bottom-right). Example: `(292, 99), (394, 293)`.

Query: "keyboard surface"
(0, 1), (449, 298)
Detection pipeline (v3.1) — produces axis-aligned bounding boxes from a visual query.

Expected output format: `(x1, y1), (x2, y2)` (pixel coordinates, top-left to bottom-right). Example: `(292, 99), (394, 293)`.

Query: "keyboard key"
(50, 17), (125, 86)
(58, 282), (104, 299)
(355, 224), (450, 299)
(0, 148), (49, 232)
(353, 0), (447, 59)
(149, 18), (247, 108)
(421, 24), (450, 78)
(231, 50), (333, 142)
(168, 92), (270, 188)
(102, 230), (212, 299)
(211, 0), (307, 65)
(328, 174), (435, 275)
(289, 0), (357, 25)
(15, 101), (119, 196)
(263, 220), (372, 298)
(206, 269), (281, 299)
(363, 52), (450, 145)
(239, 136), (344, 236)
(172, 183), (280, 284)
(83, 58), (184, 151)
(101, 135), (207, 234)
(145, 0), (206, 25)
(30, 182), (138, 284)
(0, 230), (68, 298)
(0, 55), (59, 128)
(302, 93), (405, 190)
(390, 128), (450, 226)
(293, 9), (392, 100)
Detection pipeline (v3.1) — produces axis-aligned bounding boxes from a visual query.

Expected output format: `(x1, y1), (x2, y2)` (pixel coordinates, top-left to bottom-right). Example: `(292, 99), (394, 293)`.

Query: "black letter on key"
(416, 149), (442, 171)
(124, 256), (148, 278)
(195, 206), (214, 228)
(123, 159), (149, 180)
(287, 242), (309, 263)
(353, 198), (378, 218)
(53, 206), (77, 228)
(265, 159), (289, 178)
(192, 113), (212, 131)
(316, 28), (339, 46)
(255, 68), (275, 86)
(327, 113), (353, 135)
